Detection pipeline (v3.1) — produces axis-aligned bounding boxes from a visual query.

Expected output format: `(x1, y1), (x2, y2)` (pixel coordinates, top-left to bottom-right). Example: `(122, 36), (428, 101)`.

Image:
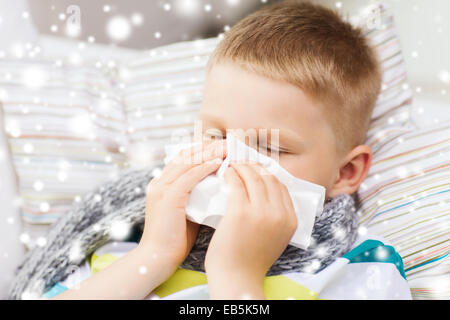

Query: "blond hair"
(206, 0), (382, 156)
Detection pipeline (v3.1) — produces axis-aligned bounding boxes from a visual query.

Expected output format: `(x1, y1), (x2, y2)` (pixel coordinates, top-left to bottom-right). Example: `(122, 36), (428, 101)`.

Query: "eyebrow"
(200, 114), (304, 152)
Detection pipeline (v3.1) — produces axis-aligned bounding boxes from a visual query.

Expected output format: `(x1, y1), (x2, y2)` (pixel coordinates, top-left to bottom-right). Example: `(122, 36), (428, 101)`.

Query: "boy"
(10, 0), (411, 300)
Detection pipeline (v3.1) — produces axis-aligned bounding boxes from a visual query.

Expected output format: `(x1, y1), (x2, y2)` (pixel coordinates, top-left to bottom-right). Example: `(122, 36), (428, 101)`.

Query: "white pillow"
(0, 0), (38, 53)
(0, 55), (128, 248)
(0, 105), (26, 299)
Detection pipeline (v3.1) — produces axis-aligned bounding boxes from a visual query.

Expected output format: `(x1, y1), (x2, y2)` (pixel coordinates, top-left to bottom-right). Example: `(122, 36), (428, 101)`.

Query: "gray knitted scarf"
(7, 164), (359, 300)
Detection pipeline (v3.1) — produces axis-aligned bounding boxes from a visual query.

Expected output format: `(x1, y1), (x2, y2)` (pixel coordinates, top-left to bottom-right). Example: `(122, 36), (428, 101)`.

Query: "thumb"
(224, 166), (247, 203)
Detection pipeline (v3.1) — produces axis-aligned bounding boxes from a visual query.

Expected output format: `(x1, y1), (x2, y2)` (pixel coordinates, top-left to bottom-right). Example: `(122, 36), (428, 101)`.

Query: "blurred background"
(18, 0), (450, 101)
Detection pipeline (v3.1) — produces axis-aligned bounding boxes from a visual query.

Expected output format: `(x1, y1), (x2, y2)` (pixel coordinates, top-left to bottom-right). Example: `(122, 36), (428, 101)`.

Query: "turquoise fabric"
(43, 283), (68, 298)
(344, 240), (407, 280)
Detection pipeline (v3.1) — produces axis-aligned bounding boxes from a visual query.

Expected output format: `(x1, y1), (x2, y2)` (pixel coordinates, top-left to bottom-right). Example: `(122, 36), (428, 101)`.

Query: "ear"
(327, 145), (372, 198)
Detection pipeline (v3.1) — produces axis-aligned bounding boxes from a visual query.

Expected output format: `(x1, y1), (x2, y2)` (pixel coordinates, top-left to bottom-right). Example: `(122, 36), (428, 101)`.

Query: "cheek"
(280, 155), (333, 188)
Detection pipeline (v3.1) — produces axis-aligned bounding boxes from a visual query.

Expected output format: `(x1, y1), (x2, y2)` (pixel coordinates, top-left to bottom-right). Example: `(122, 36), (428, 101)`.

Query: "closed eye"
(270, 149), (288, 154)
(203, 129), (225, 139)
(204, 130), (290, 154)
(261, 145), (289, 155)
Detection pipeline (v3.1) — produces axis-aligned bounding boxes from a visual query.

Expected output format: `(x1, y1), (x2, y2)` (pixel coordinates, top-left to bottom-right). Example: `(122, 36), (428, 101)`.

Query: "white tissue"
(163, 132), (326, 249)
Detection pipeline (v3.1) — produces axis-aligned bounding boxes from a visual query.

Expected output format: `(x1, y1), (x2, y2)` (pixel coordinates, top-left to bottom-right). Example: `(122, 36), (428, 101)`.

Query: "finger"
(249, 163), (296, 227)
(172, 157), (223, 195)
(160, 139), (226, 184)
(190, 138), (227, 164)
(170, 138), (226, 167)
(224, 166), (249, 204)
(279, 183), (297, 226)
(230, 162), (268, 202)
(185, 220), (200, 252)
(254, 163), (284, 204)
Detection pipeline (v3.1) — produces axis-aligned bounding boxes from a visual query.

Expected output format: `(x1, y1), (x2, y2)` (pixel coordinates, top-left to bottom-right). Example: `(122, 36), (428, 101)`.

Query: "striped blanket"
(41, 235), (412, 300)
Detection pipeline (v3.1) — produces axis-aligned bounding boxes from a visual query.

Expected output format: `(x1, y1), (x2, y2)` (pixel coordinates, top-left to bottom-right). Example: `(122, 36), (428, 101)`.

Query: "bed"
(0, 1), (448, 299)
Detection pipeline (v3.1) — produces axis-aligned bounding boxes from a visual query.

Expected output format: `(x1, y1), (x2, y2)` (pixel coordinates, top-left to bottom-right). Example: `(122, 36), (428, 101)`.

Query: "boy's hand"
(205, 162), (298, 299)
(139, 139), (226, 271)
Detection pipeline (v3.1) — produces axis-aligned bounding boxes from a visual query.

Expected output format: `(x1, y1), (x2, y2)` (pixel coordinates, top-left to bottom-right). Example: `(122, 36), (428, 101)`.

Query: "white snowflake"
(106, 15), (132, 41)
(58, 171), (68, 182)
(139, 266), (148, 275)
(226, 0), (240, 6)
(69, 241), (84, 262)
(39, 202), (50, 212)
(22, 67), (47, 89)
(19, 233), (30, 244)
(65, 23), (81, 38)
(439, 70), (450, 84)
(174, 0), (201, 17)
(33, 180), (44, 191)
(131, 13), (144, 26)
(36, 237), (47, 247)
(23, 143), (34, 154)
(109, 220), (131, 240)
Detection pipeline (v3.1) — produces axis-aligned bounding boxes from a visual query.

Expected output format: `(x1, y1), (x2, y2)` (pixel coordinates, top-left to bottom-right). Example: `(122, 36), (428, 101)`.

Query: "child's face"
(199, 62), (343, 199)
